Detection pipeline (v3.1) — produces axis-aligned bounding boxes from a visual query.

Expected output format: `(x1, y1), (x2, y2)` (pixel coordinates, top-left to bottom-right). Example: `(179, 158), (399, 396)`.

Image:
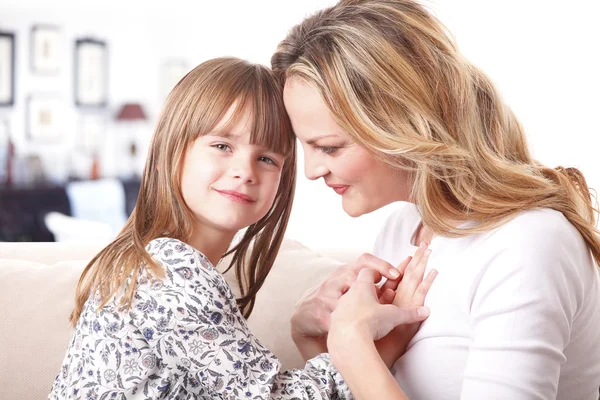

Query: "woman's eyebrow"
(306, 134), (338, 145)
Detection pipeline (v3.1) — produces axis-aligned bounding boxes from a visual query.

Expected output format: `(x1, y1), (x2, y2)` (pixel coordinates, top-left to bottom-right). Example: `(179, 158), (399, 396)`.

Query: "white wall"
(1, 0), (598, 250)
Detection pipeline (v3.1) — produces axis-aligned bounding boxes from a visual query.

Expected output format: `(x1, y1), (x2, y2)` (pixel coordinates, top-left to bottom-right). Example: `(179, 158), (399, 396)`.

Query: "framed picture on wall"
(74, 38), (107, 108)
(0, 31), (15, 106)
(26, 95), (65, 143)
(31, 25), (63, 74)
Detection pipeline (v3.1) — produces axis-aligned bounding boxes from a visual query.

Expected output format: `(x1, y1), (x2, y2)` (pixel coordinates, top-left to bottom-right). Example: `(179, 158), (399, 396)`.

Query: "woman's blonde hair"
(71, 57), (296, 325)
(272, 0), (600, 265)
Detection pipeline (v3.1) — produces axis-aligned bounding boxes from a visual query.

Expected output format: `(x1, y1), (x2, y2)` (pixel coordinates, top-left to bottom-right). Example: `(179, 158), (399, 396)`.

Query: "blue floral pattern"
(49, 238), (352, 399)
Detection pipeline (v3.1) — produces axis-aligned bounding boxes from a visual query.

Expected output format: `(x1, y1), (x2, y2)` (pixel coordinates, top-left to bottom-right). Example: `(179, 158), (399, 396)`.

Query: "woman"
(272, 0), (600, 399)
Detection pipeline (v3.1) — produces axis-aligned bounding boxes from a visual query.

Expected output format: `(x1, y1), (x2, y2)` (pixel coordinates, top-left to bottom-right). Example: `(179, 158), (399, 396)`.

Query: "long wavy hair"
(272, 0), (600, 266)
(71, 57), (296, 325)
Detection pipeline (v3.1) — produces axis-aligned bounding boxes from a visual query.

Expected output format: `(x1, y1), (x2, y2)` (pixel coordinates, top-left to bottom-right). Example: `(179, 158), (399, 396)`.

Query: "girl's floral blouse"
(48, 238), (352, 400)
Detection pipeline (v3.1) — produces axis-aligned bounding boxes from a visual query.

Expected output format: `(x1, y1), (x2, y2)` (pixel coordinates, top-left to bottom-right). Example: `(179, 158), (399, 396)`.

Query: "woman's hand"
(376, 242), (437, 367)
(290, 253), (404, 360)
(328, 268), (431, 344)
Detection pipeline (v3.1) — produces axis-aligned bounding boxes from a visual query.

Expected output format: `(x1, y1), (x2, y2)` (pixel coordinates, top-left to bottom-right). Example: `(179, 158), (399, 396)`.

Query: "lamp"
(115, 103), (148, 179)
(115, 103), (147, 121)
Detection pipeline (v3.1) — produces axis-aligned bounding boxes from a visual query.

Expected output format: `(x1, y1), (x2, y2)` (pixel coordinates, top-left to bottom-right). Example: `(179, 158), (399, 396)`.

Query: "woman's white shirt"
(374, 203), (600, 400)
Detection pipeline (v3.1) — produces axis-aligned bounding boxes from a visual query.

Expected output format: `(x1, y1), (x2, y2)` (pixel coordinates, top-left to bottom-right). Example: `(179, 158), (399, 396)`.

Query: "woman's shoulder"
(475, 208), (595, 279)
(491, 208), (584, 249)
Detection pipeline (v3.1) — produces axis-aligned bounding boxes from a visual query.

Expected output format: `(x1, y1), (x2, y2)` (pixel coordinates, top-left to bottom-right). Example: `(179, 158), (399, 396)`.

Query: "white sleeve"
(460, 230), (579, 399)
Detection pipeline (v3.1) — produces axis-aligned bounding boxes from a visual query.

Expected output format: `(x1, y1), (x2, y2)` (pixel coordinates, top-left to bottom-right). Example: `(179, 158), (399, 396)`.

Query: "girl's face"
(284, 78), (411, 217)
(180, 105), (284, 238)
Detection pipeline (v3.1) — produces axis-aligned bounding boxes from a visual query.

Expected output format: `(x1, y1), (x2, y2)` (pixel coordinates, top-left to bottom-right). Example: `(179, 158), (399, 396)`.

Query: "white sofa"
(0, 240), (362, 400)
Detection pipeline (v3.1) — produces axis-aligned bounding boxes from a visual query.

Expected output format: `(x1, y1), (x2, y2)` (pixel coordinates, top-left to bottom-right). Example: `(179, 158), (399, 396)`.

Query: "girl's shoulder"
(145, 237), (215, 278)
(147, 237), (212, 264)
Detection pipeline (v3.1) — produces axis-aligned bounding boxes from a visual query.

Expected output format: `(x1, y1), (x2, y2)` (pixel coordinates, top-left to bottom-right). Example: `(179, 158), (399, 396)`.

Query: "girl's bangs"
(219, 71), (294, 157)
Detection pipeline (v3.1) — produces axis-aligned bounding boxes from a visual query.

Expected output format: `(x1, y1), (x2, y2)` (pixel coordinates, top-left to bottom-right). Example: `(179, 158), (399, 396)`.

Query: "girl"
(49, 57), (434, 399)
(272, 0), (600, 399)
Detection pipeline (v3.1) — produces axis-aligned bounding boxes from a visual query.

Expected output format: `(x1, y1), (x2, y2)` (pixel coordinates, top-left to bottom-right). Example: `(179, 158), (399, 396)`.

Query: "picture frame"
(31, 25), (63, 74)
(74, 38), (108, 108)
(0, 31), (15, 106)
(77, 114), (105, 153)
(160, 58), (189, 100)
(26, 95), (65, 143)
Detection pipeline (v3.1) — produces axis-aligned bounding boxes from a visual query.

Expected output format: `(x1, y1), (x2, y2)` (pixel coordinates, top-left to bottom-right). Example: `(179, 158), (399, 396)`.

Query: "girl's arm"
(326, 262), (436, 400)
(141, 238), (382, 399)
(329, 326), (408, 400)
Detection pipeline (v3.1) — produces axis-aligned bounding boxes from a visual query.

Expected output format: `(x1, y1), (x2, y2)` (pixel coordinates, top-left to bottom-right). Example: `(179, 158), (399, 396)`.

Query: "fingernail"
(389, 268), (400, 278)
(417, 307), (430, 318)
(419, 242), (427, 249)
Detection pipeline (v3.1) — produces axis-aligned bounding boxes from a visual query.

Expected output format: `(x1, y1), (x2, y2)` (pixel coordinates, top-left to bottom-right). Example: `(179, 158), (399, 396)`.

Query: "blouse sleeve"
(138, 238), (352, 400)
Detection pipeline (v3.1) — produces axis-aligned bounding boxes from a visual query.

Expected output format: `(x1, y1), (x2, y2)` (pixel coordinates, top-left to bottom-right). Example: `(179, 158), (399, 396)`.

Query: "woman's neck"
(414, 222), (436, 246)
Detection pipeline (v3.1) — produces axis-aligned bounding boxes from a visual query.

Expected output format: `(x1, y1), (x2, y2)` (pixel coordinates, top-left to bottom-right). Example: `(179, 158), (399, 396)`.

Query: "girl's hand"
(290, 253), (403, 340)
(376, 242), (438, 367)
(328, 268), (432, 344)
(290, 254), (405, 360)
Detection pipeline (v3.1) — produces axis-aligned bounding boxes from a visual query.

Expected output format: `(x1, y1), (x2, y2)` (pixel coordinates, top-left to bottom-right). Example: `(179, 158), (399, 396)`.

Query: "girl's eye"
(213, 143), (231, 152)
(259, 156), (277, 166)
(318, 146), (339, 155)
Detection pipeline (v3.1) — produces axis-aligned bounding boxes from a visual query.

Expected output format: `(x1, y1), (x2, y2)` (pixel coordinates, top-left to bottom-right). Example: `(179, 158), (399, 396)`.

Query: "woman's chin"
(342, 201), (365, 218)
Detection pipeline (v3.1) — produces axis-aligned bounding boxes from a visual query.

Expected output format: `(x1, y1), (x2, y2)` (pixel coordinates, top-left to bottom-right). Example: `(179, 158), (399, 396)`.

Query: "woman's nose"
(303, 152), (329, 180)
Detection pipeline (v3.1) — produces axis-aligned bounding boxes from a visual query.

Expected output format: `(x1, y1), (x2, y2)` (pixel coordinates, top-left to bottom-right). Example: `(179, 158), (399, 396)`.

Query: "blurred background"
(0, 0), (598, 250)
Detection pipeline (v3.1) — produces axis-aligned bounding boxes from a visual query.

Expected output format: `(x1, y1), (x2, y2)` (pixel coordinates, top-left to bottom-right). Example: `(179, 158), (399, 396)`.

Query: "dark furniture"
(0, 179), (140, 242)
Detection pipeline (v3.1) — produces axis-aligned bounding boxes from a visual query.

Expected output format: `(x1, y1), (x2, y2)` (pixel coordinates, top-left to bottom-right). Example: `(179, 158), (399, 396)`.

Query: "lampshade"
(115, 103), (147, 121)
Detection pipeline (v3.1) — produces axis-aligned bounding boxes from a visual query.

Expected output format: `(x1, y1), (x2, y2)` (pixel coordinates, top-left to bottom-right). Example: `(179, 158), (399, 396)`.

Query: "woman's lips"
(328, 185), (349, 195)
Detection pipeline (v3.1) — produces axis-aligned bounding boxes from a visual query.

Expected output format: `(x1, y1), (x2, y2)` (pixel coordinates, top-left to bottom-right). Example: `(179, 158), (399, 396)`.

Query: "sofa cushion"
(244, 240), (344, 369)
(0, 240), (345, 399)
(0, 258), (87, 400)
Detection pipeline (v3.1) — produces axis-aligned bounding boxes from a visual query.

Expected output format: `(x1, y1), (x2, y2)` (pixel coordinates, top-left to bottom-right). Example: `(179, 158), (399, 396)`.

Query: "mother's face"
(283, 78), (411, 217)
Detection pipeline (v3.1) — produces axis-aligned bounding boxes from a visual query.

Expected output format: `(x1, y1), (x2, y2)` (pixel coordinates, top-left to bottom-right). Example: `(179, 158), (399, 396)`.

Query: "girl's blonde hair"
(71, 57), (296, 325)
(272, 0), (600, 265)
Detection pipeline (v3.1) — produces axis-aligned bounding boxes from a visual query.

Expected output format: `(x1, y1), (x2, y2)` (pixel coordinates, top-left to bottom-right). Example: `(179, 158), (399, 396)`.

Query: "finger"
(345, 269), (380, 300)
(412, 248), (431, 284)
(413, 269), (438, 305)
(354, 253), (400, 281)
(401, 245), (430, 294)
(379, 255), (413, 293)
(405, 242), (428, 275)
(379, 277), (400, 294)
(384, 305), (430, 327)
(379, 288), (396, 304)
(355, 267), (381, 284)
(322, 272), (357, 297)
(395, 255), (412, 277)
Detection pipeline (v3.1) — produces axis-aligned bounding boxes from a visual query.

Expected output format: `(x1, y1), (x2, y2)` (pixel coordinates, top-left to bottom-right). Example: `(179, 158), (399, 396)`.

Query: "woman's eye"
(213, 143), (231, 151)
(259, 156), (277, 166)
(318, 146), (338, 155)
